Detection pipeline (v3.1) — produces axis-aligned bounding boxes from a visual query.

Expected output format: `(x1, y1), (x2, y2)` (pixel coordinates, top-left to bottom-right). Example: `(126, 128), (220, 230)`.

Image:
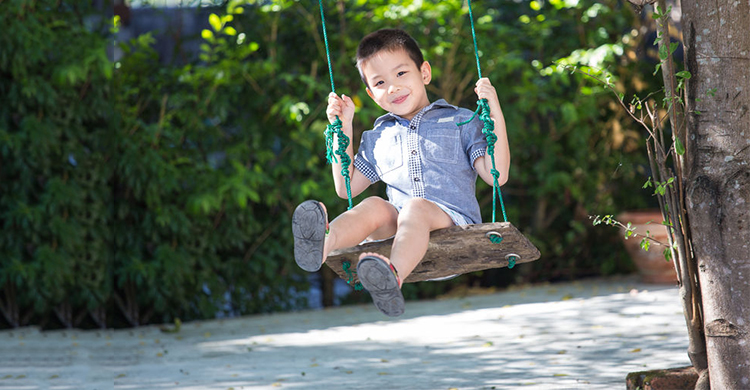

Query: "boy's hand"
(326, 92), (355, 129)
(474, 78), (502, 115)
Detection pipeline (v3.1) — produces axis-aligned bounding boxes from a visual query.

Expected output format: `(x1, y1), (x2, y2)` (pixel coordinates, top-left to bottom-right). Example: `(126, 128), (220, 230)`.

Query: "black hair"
(356, 28), (424, 87)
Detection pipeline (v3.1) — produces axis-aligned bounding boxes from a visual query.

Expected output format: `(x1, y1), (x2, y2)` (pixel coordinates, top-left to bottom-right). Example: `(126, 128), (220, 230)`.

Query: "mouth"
(391, 94), (408, 104)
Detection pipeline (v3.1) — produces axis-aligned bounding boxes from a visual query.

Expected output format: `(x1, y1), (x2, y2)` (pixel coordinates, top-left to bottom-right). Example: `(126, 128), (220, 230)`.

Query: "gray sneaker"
(357, 255), (404, 317)
(292, 200), (327, 272)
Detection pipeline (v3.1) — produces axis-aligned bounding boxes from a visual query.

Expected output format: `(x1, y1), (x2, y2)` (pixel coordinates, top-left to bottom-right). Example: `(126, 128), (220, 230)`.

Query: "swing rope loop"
(462, 0), (507, 223)
(318, 0), (353, 210)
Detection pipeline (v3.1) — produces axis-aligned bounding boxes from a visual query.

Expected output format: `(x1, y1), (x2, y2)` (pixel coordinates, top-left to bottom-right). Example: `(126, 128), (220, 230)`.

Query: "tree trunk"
(682, 0), (750, 388)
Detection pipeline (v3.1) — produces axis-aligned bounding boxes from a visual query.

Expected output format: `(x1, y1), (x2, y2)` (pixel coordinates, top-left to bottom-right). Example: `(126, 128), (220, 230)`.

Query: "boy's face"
(362, 49), (431, 121)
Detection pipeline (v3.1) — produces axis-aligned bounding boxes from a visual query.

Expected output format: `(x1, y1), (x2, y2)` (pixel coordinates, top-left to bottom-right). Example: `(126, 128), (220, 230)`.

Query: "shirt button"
(411, 150), (417, 155)
(410, 125), (416, 130)
(414, 177), (420, 182)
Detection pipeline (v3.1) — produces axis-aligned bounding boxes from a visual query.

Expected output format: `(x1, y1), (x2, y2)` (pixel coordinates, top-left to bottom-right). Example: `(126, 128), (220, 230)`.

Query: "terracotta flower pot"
(617, 210), (678, 284)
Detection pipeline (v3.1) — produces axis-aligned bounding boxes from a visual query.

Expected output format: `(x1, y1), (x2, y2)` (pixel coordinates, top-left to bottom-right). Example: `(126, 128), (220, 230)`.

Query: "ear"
(366, 87), (374, 100)
(420, 61), (432, 85)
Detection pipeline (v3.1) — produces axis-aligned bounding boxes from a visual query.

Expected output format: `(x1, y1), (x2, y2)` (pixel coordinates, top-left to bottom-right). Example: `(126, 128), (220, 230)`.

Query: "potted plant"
(615, 209), (677, 284)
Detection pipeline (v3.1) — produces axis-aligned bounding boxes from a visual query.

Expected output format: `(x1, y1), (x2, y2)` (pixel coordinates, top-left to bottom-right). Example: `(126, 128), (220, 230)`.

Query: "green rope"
(456, 0), (508, 224)
(342, 261), (363, 291)
(467, 0), (483, 80)
(318, 0), (353, 210)
(487, 232), (503, 244)
(486, 232), (515, 268)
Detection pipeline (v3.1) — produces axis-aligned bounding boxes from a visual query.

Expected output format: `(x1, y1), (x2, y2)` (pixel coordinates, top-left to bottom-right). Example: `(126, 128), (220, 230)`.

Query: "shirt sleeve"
(459, 111), (488, 171)
(353, 130), (381, 184)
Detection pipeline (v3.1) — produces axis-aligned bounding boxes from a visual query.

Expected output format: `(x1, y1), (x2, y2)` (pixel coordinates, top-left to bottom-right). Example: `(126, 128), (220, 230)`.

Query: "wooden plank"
(325, 222), (541, 284)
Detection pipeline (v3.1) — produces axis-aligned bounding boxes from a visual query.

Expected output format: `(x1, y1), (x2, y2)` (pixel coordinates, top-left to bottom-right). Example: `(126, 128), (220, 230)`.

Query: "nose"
(387, 84), (400, 94)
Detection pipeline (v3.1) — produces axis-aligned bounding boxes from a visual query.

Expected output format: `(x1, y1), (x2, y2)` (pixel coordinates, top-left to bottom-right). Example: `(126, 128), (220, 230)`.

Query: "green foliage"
(0, 0), (113, 327)
(1, 0), (658, 328)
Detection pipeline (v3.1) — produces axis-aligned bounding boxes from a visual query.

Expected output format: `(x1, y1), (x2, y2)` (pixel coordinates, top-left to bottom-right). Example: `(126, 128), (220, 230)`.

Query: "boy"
(293, 28), (510, 317)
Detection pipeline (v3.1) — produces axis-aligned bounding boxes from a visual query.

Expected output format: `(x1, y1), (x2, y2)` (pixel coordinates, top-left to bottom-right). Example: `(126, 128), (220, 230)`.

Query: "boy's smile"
(362, 49), (432, 121)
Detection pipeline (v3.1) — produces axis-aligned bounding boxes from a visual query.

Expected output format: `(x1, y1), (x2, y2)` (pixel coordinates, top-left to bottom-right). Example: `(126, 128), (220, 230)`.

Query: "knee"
(358, 196), (390, 212)
(399, 198), (434, 219)
(356, 196), (396, 221)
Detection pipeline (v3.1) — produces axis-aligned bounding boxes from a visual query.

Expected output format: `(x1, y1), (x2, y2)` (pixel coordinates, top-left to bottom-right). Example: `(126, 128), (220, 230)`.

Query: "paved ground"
(0, 276), (691, 390)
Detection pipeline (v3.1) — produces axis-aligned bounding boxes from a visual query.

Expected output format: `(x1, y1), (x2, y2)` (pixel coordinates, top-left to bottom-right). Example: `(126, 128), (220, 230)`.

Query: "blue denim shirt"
(353, 99), (487, 225)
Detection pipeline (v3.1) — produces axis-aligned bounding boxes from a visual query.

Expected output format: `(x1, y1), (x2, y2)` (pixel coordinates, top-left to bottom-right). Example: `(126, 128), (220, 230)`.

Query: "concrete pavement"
(0, 276), (691, 390)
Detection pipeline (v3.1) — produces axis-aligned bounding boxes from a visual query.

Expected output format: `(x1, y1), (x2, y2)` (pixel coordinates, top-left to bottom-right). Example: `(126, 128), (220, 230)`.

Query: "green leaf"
(659, 44), (668, 60)
(652, 63), (661, 76)
(224, 26), (237, 36)
(209, 13), (222, 32)
(201, 29), (214, 40)
(670, 42), (679, 55)
(674, 137), (685, 155)
(675, 70), (691, 79)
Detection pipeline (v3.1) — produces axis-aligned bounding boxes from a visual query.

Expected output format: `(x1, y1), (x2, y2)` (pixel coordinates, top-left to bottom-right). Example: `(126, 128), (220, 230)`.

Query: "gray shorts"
(433, 202), (472, 226)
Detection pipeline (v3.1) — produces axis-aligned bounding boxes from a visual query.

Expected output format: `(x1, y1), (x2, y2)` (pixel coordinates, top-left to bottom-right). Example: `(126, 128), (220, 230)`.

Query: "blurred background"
(0, 0), (673, 329)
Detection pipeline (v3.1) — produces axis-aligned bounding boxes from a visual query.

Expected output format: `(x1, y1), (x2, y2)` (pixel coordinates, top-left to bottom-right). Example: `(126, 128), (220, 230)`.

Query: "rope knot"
(342, 261), (363, 291)
(324, 118), (342, 164)
(323, 116), (353, 209)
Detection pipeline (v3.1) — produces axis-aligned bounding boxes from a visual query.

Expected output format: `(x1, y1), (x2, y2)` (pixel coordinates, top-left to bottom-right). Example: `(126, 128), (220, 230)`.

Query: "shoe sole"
(292, 200), (326, 272)
(357, 256), (405, 317)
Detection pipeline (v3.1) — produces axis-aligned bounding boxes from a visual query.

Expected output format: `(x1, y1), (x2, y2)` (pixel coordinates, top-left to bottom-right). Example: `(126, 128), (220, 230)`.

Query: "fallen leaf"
(482, 342), (494, 347)
(557, 350), (567, 354)
(561, 294), (573, 301)
(553, 373), (569, 377)
(377, 372), (390, 375)
(380, 359), (389, 363)
(630, 348), (642, 353)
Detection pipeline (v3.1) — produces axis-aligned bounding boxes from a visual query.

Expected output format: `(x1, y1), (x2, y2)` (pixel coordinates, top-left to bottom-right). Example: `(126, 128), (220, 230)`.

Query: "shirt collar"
(373, 99), (458, 128)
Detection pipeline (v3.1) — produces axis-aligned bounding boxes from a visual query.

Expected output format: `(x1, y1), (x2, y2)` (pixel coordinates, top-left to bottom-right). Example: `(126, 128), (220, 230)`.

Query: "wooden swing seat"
(326, 222), (541, 284)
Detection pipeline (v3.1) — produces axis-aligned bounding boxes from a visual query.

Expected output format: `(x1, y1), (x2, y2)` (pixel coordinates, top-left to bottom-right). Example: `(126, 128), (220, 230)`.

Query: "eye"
(397, 71), (407, 77)
(373, 80), (384, 87)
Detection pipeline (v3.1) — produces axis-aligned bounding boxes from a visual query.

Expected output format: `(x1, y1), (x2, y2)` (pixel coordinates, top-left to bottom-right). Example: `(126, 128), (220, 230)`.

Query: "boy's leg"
(356, 198), (452, 317)
(293, 196), (398, 272)
(324, 196), (398, 258)
(389, 198), (453, 280)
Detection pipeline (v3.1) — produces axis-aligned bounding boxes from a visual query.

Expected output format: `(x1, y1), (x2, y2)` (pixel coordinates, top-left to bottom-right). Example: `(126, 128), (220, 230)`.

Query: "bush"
(0, 0), (656, 328)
